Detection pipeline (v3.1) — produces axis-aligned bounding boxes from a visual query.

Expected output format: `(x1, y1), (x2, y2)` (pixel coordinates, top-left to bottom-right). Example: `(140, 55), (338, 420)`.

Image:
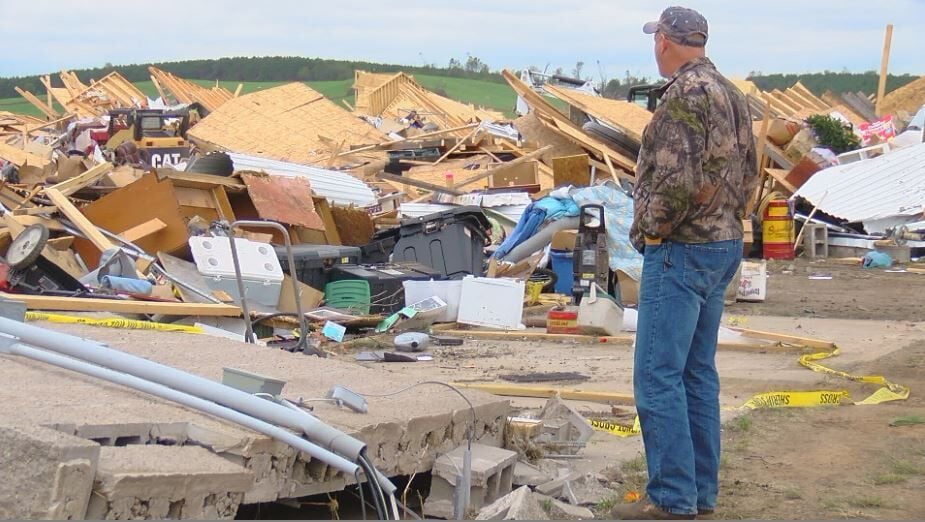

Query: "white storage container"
(403, 280), (463, 323)
(457, 276), (525, 330)
(577, 284), (623, 336)
(189, 236), (284, 307)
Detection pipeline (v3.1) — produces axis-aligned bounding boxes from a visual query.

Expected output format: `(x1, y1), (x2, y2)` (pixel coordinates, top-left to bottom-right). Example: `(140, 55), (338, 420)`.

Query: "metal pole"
(226, 230), (255, 343)
(0, 338), (359, 475)
(226, 220), (309, 352)
(0, 316), (365, 460)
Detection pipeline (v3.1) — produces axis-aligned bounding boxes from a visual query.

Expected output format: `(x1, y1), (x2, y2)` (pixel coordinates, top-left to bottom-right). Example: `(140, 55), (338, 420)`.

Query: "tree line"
(748, 70), (918, 96)
(1, 56), (918, 101)
(0, 56), (506, 99)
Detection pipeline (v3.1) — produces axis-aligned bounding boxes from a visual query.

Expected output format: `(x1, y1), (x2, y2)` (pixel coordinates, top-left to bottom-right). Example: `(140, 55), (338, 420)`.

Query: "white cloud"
(0, 0), (922, 80)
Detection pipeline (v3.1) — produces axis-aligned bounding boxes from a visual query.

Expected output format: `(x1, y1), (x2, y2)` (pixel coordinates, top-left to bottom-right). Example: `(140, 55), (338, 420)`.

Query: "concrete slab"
(0, 321), (511, 514)
(0, 425), (100, 520)
(85, 445), (253, 519)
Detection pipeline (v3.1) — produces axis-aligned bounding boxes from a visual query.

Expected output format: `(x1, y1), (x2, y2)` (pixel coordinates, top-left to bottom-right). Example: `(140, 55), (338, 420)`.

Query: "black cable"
(354, 468), (367, 521)
(362, 452), (390, 520)
(357, 453), (387, 520)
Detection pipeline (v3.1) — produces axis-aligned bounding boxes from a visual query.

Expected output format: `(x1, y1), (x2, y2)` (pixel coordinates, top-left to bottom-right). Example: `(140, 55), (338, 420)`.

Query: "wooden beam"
(434, 126), (481, 165)
(333, 122), (479, 159)
(11, 206), (57, 216)
(377, 172), (464, 196)
(730, 328), (835, 350)
(455, 145), (552, 189)
(0, 292), (242, 316)
(43, 188), (115, 252)
(876, 23), (894, 116)
(119, 218), (168, 242)
(764, 168), (797, 194)
(452, 382), (635, 405)
(233, 83), (243, 97)
(45, 162), (114, 197)
(14, 87), (60, 119)
(747, 101), (774, 215)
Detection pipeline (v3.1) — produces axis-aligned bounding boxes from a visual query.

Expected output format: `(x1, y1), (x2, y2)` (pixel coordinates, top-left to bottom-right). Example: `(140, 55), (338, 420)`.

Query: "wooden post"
(876, 23), (894, 116)
(747, 99), (773, 216)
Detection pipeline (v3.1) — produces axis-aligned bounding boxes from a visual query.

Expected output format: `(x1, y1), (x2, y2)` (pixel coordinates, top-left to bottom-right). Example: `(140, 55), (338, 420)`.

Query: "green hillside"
(0, 75), (515, 119)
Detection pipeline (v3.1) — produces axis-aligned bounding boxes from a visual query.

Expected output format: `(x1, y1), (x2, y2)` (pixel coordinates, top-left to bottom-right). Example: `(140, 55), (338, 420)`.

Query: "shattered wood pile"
(354, 70), (504, 133)
(16, 71), (148, 119)
(502, 69), (637, 181)
(148, 66), (237, 112)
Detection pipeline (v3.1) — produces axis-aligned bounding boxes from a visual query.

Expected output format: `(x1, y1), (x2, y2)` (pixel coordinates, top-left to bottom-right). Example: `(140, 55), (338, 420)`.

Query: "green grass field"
(0, 75), (516, 119)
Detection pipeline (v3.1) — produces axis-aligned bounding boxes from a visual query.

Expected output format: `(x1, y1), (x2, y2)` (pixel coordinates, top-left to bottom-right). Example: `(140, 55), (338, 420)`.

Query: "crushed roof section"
(544, 85), (651, 143)
(795, 141), (925, 225)
(189, 82), (386, 164)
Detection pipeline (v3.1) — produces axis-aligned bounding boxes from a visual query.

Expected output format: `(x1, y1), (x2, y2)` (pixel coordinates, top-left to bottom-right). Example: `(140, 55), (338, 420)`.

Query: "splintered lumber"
(0, 292), (242, 316)
(377, 172), (464, 196)
(44, 188), (115, 252)
(45, 161), (114, 196)
(455, 145), (553, 188)
(452, 383), (636, 405)
(502, 69), (636, 178)
(335, 123), (479, 158)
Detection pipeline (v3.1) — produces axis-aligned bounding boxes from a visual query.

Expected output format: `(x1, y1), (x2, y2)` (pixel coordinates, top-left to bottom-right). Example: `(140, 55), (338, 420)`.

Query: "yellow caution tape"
(799, 347), (910, 405)
(590, 416), (641, 438)
(742, 390), (849, 409)
(25, 312), (203, 334)
(590, 343), (910, 438)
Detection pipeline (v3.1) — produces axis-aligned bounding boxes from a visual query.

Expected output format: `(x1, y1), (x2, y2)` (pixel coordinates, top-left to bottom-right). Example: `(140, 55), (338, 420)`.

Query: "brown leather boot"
(609, 499), (696, 520)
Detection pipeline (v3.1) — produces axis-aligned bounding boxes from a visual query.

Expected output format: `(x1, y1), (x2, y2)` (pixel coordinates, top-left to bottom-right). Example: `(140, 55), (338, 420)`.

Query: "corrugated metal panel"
(400, 203), (527, 225)
(228, 152), (377, 207)
(795, 142), (925, 230)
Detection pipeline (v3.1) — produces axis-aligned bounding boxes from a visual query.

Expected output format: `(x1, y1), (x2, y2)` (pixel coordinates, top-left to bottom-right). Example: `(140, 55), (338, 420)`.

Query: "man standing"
(612, 7), (757, 520)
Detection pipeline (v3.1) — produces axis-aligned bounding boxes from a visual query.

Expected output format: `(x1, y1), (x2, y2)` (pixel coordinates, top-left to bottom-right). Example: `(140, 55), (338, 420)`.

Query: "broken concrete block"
(513, 460), (553, 487)
(475, 485), (594, 520)
(535, 395), (594, 455)
(425, 443), (518, 519)
(0, 425), (100, 520)
(84, 445), (253, 520)
(537, 471), (614, 507)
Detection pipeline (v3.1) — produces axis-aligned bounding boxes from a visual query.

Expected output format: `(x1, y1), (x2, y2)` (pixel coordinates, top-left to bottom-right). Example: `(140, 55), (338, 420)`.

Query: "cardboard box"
(615, 270), (639, 306)
(551, 231), (578, 251)
(488, 161), (538, 188)
(736, 260), (767, 302)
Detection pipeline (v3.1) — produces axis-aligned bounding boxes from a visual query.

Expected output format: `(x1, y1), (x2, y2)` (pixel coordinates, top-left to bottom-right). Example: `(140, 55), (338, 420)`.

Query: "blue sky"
(1, 0), (923, 80)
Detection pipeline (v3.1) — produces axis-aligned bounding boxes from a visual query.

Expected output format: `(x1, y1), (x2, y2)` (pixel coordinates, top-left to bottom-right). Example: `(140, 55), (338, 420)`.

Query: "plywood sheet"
(188, 82), (386, 164)
(880, 75), (925, 115)
(544, 85), (651, 144)
(241, 173), (325, 231)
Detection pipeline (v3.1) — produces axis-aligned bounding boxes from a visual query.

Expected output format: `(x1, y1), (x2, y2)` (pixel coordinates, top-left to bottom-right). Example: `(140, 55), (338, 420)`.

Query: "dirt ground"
(726, 258), (925, 321)
(331, 256), (925, 520)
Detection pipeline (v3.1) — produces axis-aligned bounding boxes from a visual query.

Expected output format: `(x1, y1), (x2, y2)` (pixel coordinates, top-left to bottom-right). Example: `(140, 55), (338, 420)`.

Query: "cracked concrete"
(0, 321), (511, 518)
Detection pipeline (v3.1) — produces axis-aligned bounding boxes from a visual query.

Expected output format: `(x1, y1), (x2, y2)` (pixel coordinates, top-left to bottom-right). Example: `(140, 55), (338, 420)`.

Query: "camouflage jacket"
(631, 57), (758, 252)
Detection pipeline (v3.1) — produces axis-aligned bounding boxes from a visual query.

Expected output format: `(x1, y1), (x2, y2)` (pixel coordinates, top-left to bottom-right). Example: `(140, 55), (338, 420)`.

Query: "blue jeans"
(634, 239), (741, 515)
